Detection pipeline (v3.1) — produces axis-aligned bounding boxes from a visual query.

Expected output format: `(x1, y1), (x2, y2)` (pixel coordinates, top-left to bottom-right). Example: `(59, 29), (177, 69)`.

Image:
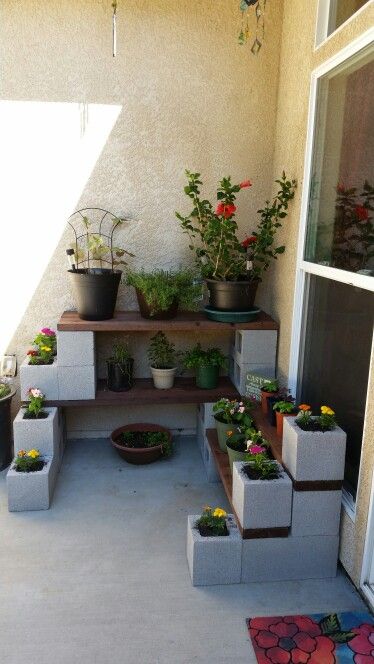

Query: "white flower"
(246, 440), (253, 451)
(230, 409), (235, 415)
(238, 406), (245, 413)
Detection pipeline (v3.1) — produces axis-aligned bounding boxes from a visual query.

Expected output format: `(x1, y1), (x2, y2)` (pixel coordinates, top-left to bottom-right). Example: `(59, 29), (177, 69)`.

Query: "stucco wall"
(265, 0), (374, 587)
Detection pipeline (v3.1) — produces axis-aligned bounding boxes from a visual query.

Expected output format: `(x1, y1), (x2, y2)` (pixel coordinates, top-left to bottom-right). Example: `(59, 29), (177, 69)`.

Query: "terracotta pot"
(276, 411), (296, 439)
(260, 389), (279, 414)
(136, 289), (178, 320)
(110, 423), (172, 465)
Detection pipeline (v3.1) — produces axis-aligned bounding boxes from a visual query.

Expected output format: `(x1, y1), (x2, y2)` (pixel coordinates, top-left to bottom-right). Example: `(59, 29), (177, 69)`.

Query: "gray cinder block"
(57, 331), (95, 367)
(20, 357), (59, 401)
(282, 417), (347, 482)
(241, 534), (339, 582)
(229, 358), (276, 395)
(232, 461), (292, 530)
(202, 432), (220, 483)
(291, 490), (342, 536)
(234, 330), (278, 366)
(197, 402), (215, 428)
(13, 407), (60, 457)
(58, 365), (96, 400)
(7, 457), (57, 512)
(187, 515), (242, 586)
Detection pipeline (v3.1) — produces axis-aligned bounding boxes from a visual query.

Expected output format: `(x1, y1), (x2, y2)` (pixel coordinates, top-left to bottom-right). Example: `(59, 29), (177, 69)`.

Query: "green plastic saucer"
(204, 306), (261, 323)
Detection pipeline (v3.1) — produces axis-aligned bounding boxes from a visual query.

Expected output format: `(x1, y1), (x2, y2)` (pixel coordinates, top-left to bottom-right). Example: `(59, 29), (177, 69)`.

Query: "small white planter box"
(282, 417), (346, 482)
(187, 514), (241, 586)
(7, 457), (56, 512)
(20, 357), (59, 401)
(232, 461), (292, 530)
(13, 407), (60, 457)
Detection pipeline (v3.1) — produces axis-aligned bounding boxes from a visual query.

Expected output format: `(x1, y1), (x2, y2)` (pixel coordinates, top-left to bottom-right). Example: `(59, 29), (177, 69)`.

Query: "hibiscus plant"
(176, 170), (296, 282)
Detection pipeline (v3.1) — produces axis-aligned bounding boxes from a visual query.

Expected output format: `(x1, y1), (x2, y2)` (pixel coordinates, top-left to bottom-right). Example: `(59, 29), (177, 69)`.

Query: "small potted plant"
(23, 388), (47, 419)
(260, 378), (279, 414)
(282, 404), (347, 482)
(28, 327), (57, 361)
(21, 327), (59, 400)
(232, 448), (292, 530)
(273, 398), (297, 438)
(7, 447), (55, 512)
(186, 506), (242, 586)
(147, 332), (181, 389)
(107, 341), (134, 392)
(126, 268), (201, 319)
(212, 397), (254, 452)
(226, 428), (270, 472)
(110, 423), (172, 464)
(0, 381), (16, 470)
(184, 344), (226, 389)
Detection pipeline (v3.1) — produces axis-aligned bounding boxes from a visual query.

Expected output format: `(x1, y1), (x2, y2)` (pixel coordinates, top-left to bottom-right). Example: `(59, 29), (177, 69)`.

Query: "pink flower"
(240, 180), (252, 189)
(41, 328), (55, 336)
(238, 406), (245, 414)
(248, 445), (266, 455)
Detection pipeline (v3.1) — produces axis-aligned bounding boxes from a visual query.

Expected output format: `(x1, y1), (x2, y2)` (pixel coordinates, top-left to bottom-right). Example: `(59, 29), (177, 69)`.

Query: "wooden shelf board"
(57, 310), (279, 332)
(44, 376), (240, 407)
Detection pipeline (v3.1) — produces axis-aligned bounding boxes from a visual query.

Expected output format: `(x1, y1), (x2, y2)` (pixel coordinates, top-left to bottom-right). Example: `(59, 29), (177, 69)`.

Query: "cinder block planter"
(291, 490), (342, 537)
(234, 330), (277, 366)
(58, 365), (96, 400)
(241, 534), (339, 583)
(282, 417), (347, 482)
(201, 432), (220, 483)
(187, 514), (242, 586)
(13, 407), (60, 457)
(7, 457), (56, 512)
(20, 357), (59, 401)
(197, 402), (215, 428)
(57, 331), (95, 367)
(232, 461), (292, 530)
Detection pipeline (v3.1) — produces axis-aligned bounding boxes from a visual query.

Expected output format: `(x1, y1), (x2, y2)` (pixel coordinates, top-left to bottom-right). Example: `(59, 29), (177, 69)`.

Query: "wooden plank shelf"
(44, 376), (240, 407)
(57, 310), (279, 332)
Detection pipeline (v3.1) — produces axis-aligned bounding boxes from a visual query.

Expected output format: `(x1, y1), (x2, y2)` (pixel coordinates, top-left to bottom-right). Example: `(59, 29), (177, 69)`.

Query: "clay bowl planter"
(136, 289), (179, 320)
(205, 278), (259, 312)
(110, 423), (172, 465)
(275, 410), (297, 438)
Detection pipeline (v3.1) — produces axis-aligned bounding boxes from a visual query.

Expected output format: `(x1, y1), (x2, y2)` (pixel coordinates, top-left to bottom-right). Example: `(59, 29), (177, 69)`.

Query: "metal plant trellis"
(238, 0), (267, 54)
(67, 208), (134, 273)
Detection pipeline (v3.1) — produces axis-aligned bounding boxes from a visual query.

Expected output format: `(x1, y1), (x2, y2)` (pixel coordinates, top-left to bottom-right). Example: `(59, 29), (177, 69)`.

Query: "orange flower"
(298, 404), (311, 411)
(226, 430), (233, 437)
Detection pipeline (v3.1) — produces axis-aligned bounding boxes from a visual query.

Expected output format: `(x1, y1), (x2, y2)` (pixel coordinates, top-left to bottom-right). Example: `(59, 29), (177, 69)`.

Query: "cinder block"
(234, 330), (278, 365)
(20, 357), (59, 401)
(197, 403), (215, 428)
(7, 457), (57, 512)
(229, 358), (275, 395)
(58, 365), (96, 400)
(232, 461), (292, 530)
(282, 417), (346, 482)
(196, 409), (204, 456)
(13, 407), (60, 457)
(241, 534), (339, 582)
(57, 331), (95, 367)
(187, 514), (242, 586)
(291, 490), (342, 536)
(201, 431), (220, 483)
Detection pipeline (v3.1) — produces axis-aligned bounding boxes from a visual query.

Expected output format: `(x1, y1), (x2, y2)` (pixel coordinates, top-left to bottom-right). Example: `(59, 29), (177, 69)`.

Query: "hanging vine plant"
(238, 0), (267, 54)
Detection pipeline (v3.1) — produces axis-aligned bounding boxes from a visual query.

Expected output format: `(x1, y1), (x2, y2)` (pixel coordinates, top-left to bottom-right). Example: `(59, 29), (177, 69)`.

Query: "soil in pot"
(197, 524), (229, 537)
(68, 268), (121, 321)
(241, 463), (280, 481)
(296, 419), (335, 433)
(28, 358), (54, 366)
(22, 411), (49, 420)
(107, 359), (134, 392)
(110, 423), (172, 465)
(136, 289), (179, 320)
(15, 461), (46, 473)
(195, 365), (219, 389)
(205, 278), (259, 312)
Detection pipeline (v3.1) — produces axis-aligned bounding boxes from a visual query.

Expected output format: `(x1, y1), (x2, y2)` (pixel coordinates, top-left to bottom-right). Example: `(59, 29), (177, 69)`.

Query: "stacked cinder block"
(196, 403), (220, 483)
(229, 330), (277, 395)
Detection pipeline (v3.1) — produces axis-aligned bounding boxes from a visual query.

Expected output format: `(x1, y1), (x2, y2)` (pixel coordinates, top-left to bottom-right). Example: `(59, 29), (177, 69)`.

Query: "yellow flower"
(321, 406), (335, 416)
(213, 508), (227, 518)
(41, 346), (51, 352)
(27, 449), (40, 459)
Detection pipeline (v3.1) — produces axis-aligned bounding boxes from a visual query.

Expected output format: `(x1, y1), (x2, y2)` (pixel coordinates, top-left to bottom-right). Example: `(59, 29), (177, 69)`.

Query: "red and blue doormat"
(247, 612), (374, 663)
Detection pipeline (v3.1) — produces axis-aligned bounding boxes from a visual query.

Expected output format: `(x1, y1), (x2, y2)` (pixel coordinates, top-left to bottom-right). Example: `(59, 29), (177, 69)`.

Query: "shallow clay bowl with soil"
(110, 422), (172, 465)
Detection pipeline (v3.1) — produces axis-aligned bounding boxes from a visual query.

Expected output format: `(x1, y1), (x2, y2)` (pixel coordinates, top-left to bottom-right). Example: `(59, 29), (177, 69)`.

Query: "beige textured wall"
(0, 0), (284, 433)
(264, 0), (374, 586)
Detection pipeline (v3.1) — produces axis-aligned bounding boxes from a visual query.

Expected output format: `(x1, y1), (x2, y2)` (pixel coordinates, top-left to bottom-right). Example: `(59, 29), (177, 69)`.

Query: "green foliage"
(213, 397), (253, 427)
(121, 430), (172, 458)
(0, 383), (11, 399)
(26, 388), (45, 419)
(109, 341), (132, 364)
(273, 400), (295, 414)
(176, 170), (296, 281)
(261, 379), (278, 393)
(13, 450), (45, 473)
(184, 344), (226, 369)
(227, 427), (269, 453)
(195, 506), (228, 536)
(330, 181), (374, 271)
(243, 452), (280, 480)
(126, 269), (201, 315)
(147, 332), (180, 369)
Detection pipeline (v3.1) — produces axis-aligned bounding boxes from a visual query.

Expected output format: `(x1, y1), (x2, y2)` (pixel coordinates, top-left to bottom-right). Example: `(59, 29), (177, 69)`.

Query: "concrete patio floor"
(0, 436), (368, 664)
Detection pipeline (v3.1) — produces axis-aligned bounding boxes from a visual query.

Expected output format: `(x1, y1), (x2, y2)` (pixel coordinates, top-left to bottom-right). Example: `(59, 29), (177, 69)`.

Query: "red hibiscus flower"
(356, 205), (369, 221)
(348, 623), (374, 663)
(240, 179), (252, 189)
(242, 235), (257, 248)
(248, 615), (336, 664)
(215, 202), (236, 218)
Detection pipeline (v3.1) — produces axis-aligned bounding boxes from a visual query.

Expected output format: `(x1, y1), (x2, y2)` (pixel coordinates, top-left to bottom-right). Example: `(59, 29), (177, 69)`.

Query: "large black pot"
(205, 279), (259, 312)
(107, 359), (134, 392)
(0, 388), (15, 471)
(68, 269), (121, 321)
(135, 289), (179, 320)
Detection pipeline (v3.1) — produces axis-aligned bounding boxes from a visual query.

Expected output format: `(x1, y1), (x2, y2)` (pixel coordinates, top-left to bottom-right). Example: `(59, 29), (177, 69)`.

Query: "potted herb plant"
(273, 398), (297, 438)
(186, 506), (242, 586)
(147, 332), (180, 389)
(110, 423), (172, 464)
(260, 378), (279, 414)
(226, 428), (270, 472)
(176, 171), (296, 311)
(67, 208), (134, 321)
(0, 381), (16, 470)
(212, 397), (254, 452)
(184, 344), (226, 389)
(126, 268), (201, 319)
(107, 341), (134, 392)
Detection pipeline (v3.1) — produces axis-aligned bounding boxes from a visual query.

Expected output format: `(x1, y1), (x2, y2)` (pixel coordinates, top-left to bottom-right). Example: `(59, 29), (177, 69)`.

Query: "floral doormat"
(247, 612), (374, 663)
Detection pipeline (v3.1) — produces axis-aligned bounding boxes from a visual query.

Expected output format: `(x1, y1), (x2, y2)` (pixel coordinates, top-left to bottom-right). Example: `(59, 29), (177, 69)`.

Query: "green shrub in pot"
(184, 344), (226, 389)
(126, 269), (201, 319)
(147, 332), (182, 389)
(107, 341), (134, 392)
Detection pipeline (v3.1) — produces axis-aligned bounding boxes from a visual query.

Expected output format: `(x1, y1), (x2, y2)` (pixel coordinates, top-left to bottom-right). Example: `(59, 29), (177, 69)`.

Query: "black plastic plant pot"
(267, 396), (279, 427)
(68, 269), (121, 321)
(135, 289), (179, 320)
(0, 389), (15, 471)
(107, 359), (134, 392)
(195, 365), (219, 389)
(205, 279), (259, 312)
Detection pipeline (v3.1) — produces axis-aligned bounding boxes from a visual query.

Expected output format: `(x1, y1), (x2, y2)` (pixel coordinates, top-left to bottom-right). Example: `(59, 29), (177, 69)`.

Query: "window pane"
(300, 275), (374, 497)
(330, 0), (370, 33)
(305, 51), (374, 276)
